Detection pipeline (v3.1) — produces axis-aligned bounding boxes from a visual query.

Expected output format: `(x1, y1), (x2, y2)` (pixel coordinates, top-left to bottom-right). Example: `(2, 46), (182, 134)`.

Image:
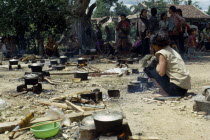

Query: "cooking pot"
(50, 60), (58, 65)
(39, 59), (45, 63)
(127, 83), (142, 93)
(80, 91), (102, 102)
(127, 58), (134, 64)
(59, 56), (68, 64)
(118, 59), (126, 64)
(92, 111), (123, 136)
(133, 58), (139, 63)
(137, 77), (148, 83)
(9, 59), (18, 65)
(29, 63), (44, 72)
(53, 65), (65, 71)
(78, 58), (88, 65)
(108, 90), (120, 98)
(132, 69), (139, 74)
(74, 71), (88, 80)
(24, 74), (39, 85)
(81, 116), (95, 128)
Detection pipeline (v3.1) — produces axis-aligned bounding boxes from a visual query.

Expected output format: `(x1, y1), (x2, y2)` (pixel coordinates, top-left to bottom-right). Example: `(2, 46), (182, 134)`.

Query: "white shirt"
(0, 44), (8, 53)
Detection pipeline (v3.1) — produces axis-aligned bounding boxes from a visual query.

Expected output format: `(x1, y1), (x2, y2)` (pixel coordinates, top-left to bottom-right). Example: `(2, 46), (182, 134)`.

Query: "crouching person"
(144, 31), (191, 96)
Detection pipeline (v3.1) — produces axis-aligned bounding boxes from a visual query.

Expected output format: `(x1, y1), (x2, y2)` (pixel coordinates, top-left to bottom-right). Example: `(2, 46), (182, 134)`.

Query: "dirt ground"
(0, 54), (210, 140)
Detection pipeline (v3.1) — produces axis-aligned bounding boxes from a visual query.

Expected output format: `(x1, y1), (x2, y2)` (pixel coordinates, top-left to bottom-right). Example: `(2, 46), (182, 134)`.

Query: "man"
(45, 36), (59, 57)
(149, 8), (159, 34)
(68, 35), (80, 55)
(116, 14), (130, 55)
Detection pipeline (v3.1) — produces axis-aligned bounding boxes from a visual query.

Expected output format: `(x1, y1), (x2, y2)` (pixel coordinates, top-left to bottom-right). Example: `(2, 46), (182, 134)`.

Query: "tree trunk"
(58, 1), (96, 51)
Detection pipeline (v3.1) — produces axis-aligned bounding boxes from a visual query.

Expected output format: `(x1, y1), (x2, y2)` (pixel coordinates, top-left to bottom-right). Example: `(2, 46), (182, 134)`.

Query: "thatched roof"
(167, 4), (210, 19)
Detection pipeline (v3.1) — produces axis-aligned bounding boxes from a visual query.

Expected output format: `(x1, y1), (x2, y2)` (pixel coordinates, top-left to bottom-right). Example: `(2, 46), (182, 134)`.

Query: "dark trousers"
(144, 66), (187, 96)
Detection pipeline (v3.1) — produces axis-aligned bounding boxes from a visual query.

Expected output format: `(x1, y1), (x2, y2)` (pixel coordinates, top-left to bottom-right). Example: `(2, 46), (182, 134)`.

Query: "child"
(144, 31), (191, 96)
(188, 28), (197, 60)
(170, 42), (179, 52)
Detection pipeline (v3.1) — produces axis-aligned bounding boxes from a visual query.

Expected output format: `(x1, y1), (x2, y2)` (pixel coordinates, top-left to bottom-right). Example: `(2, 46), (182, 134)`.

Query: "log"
(0, 110), (104, 134)
(65, 100), (85, 112)
(50, 90), (92, 101)
(38, 100), (70, 109)
(129, 136), (159, 140)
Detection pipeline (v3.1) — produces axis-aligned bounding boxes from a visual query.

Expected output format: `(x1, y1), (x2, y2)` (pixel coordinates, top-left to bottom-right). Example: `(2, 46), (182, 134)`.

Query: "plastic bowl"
(30, 121), (60, 138)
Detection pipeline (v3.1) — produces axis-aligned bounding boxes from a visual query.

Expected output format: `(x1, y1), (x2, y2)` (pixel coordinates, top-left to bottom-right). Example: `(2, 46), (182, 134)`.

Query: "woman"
(145, 32), (191, 96)
(138, 9), (150, 55)
(159, 12), (168, 32)
(105, 26), (112, 41)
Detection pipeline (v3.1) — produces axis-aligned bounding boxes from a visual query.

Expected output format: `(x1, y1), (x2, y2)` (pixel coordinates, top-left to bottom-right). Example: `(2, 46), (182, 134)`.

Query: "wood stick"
(14, 119), (62, 132)
(129, 136), (159, 140)
(65, 100), (85, 112)
(38, 100), (70, 109)
(44, 78), (58, 85)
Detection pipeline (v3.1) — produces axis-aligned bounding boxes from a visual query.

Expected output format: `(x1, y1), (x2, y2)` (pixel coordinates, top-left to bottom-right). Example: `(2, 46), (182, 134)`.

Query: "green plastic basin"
(30, 121), (60, 138)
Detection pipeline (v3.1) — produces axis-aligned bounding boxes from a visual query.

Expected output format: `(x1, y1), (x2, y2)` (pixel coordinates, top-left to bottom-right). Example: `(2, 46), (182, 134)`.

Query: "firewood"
(65, 100), (85, 112)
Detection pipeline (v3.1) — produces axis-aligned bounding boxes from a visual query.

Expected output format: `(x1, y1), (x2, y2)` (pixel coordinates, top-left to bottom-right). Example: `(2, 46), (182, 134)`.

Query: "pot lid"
(24, 74), (39, 79)
(78, 58), (86, 60)
(75, 71), (88, 74)
(9, 59), (18, 62)
(50, 60), (58, 62)
(30, 63), (44, 67)
(92, 111), (123, 122)
(56, 65), (65, 68)
(81, 116), (95, 127)
(60, 56), (67, 59)
(90, 49), (96, 52)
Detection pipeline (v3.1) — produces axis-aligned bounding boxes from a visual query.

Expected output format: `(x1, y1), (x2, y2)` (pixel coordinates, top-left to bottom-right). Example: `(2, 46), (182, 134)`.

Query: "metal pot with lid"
(9, 59), (19, 65)
(50, 60), (58, 65)
(78, 58), (88, 65)
(59, 56), (68, 64)
(92, 110), (124, 136)
(29, 63), (44, 72)
(74, 71), (88, 80)
(24, 74), (39, 85)
(53, 65), (65, 71)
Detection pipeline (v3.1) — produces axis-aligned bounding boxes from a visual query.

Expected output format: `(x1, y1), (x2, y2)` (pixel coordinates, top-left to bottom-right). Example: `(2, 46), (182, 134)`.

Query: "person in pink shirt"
(188, 28), (197, 60)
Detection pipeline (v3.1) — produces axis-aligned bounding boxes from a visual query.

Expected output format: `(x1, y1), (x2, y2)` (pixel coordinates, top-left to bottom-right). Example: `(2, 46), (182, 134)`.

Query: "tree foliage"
(207, 6), (210, 15)
(113, 2), (132, 16)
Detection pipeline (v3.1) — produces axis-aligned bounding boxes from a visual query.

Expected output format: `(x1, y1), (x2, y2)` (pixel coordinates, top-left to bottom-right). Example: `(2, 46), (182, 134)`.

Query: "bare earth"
(0, 54), (210, 140)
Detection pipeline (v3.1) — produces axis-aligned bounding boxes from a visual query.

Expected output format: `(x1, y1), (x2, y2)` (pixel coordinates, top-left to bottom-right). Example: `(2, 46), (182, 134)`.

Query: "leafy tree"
(207, 6), (210, 15)
(184, 0), (201, 9)
(167, 0), (184, 4)
(113, 2), (132, 16)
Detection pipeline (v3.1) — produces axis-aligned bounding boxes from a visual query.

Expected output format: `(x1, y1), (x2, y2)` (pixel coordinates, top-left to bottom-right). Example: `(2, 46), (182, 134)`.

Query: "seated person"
(0, 36), (10, 58)
(45, 36), (59, 57)
(67, 35), (80, 55)
(144, 31), (191, 96)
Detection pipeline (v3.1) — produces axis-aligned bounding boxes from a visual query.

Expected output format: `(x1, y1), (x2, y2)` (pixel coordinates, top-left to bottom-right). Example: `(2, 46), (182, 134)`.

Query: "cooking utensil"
(59, 56), (68, 64)
(50, 60), (58, 65)
(108, 90), (120, 98)
(29, 63), (44, 72)
(24, 74), (39, 85)
(74, 71), (88, 80)
(78, 58), (88, 65)
(92, 110), (124, 136)
(9, 59), (19, 65)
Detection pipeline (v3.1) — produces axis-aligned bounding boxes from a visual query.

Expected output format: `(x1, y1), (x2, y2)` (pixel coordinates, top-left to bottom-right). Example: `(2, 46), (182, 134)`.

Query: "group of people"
(114, 6), (210, 60)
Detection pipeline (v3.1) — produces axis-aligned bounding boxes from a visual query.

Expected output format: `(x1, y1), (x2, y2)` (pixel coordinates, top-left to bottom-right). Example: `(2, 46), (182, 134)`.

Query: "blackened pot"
(29, 63), (44, 72)
(74, 71), (88, 80)
(132, 69), (139, 74)
(108, 90), (120, 98)
(92, 111), (123, 136)
(9, 59), (18, 65)
(78, 58), (88, 65)
(50, 60), (58, 65)
(53, 65), (65, 71)
(59, 56), (68, 65)
(24, 74), (39, 85)
(127, 84), (142, 93)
